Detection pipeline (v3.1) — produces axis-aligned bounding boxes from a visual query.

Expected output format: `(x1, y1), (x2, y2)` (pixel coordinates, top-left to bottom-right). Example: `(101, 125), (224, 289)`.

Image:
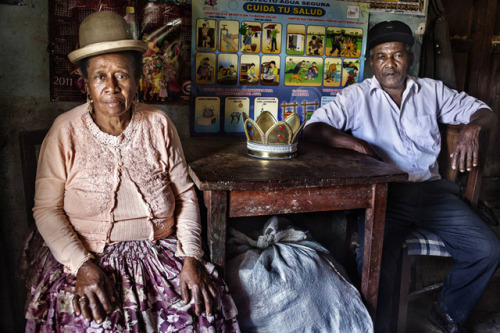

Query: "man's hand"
(179, 257), (218, 316)
(73, 260), (116, 324)
(451, 108), (497, 172)
(451, 123), (482, 172)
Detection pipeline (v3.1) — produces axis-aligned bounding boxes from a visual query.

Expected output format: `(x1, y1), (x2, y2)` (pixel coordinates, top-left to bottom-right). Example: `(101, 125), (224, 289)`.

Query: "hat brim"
(68, 40), (148, 64)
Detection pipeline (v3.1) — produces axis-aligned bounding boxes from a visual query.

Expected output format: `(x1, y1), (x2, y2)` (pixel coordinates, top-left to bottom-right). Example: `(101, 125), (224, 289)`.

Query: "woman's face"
(85, 53), (138, 119)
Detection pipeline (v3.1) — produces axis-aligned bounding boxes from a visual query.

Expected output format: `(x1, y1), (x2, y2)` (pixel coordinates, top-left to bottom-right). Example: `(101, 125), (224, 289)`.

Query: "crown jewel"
(243, 111), (305, 159)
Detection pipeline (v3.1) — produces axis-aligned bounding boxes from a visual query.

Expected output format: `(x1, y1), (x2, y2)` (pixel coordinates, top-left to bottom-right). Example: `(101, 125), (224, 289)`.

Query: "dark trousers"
(356, 180), (500, 332)
(270, 38), (277, 51)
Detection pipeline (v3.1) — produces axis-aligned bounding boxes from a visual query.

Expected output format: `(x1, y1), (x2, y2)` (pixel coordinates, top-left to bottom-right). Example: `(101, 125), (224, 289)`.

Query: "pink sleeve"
(33, 126), (93, 275)
(164, 117), (204, 260)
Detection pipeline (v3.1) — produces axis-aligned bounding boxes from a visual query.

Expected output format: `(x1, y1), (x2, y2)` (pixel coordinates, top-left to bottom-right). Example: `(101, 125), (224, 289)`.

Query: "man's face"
(369, 41), (413, 92)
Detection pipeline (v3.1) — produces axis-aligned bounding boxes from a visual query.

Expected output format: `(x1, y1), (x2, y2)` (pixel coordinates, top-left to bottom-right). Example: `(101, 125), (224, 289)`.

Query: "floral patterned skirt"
(24, 237), (240, 333)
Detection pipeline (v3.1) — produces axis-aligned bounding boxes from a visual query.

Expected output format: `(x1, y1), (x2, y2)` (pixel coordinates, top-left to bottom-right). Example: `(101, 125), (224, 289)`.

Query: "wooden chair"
(19, 129), (48, 227)
(19, 129), (49, 276)
(394, 124), (489, 332)
(13, 129), (48, 331)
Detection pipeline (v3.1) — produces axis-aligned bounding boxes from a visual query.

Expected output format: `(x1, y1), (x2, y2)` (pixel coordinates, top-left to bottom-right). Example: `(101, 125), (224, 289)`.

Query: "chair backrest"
(19, 129), (49, 227)
(437, 124), (489, 208)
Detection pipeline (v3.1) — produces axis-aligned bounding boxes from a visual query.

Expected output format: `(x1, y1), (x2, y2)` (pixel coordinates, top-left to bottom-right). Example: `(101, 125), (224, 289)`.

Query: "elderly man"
(304, 21), (500, 333)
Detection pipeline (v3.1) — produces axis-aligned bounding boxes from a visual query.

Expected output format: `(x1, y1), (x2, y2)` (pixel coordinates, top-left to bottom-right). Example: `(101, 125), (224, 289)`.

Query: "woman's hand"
(179, 257), (218, 316)
(72, 260), (116, 324)
(451, 123), (482, 173)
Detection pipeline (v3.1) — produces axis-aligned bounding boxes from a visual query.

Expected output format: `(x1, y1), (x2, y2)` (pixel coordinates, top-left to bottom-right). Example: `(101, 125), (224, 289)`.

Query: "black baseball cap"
(367, 21), (414, 50)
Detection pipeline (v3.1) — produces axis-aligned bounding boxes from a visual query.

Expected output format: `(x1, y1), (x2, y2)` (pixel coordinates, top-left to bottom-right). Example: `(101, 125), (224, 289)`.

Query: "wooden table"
(183, 137), (408, 318)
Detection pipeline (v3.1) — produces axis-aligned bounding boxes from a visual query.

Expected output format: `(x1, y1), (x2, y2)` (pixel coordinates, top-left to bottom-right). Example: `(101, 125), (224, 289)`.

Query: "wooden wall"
(443, 0), (500, 179)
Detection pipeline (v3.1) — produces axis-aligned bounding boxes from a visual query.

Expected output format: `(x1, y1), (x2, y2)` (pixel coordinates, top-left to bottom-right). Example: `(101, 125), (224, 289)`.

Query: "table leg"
(361, 183), (388, 321)
(203, 190), (228, 270)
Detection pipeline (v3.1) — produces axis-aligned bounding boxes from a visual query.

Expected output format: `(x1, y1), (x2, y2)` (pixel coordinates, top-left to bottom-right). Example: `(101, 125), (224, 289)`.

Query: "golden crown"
(243, 111), (305, 159)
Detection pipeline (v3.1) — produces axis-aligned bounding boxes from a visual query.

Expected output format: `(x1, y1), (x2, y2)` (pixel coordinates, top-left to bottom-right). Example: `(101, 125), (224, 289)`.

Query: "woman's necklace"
(89, 103), (134, 136)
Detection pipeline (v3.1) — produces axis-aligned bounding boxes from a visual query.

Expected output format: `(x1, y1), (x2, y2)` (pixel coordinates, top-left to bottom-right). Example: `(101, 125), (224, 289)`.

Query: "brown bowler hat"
(68, 11), (148, 64)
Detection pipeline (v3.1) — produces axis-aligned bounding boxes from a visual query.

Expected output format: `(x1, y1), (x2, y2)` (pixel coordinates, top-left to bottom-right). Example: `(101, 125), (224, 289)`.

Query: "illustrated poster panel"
(191, 0), (369, 136)
(49, 0), (191, 104)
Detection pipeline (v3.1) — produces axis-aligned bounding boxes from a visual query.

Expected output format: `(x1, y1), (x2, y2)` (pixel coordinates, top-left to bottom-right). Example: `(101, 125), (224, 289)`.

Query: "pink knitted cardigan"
(33, 103), (203, 274)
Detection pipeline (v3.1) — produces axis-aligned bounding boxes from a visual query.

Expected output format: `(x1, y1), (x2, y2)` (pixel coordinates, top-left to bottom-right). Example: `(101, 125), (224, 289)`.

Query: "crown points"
(244, 118), (264, 143)
(242, 111), (305, 159)
(266, 122), (292, 144)
(285, 113), (301, 133)
(256, 111), (276, 133)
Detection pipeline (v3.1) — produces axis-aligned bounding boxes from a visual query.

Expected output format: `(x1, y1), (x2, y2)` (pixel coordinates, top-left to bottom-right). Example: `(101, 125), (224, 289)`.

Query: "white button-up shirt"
(307, 76), (491, 182)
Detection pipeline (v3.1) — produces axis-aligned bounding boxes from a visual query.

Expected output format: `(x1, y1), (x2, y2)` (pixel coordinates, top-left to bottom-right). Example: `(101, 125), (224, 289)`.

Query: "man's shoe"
(428, 303), (468, 333)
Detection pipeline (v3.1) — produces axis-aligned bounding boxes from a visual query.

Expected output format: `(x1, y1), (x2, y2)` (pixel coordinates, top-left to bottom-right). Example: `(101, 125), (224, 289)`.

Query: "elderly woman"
(24, 11), (239, 332)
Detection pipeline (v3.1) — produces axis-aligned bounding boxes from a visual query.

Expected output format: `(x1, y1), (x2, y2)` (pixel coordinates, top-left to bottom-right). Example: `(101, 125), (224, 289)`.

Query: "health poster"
(191, 0), (369, 136)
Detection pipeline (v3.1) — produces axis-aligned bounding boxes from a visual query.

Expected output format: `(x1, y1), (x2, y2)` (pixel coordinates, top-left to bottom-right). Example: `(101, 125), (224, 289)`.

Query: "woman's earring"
(87, 94), (94, 115)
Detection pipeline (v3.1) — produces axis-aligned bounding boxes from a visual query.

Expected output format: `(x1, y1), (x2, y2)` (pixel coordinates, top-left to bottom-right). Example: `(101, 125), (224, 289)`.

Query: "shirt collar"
(405, 76), (420, 93)
(369, 75), (420, 95)
(369, 75), (383, 93)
